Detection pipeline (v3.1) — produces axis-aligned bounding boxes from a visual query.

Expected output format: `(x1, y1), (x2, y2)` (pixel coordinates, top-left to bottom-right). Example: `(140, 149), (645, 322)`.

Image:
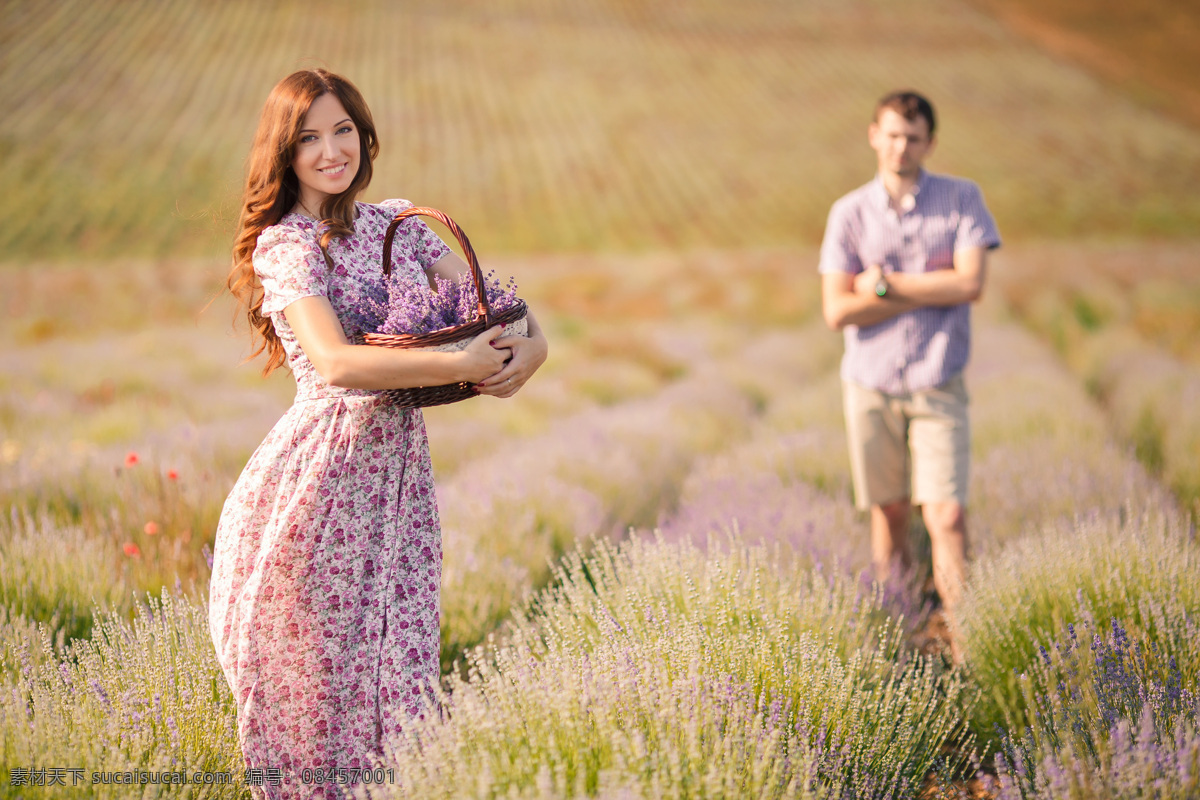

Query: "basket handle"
(381, 207), (493, 328)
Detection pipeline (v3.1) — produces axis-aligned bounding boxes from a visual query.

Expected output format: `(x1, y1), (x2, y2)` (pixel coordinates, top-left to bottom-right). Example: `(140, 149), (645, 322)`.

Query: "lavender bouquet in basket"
(367, 269), (521, 336)
(356, 206), (529, 408)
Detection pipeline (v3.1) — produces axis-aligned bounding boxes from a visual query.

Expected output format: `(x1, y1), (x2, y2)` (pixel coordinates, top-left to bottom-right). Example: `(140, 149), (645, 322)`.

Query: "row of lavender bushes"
(0, 444), (248, 648)
(367, 534), (974, 799)
(994, 250), (1200, 517)
(1, 594), (244, 799)
(960, 509), (1200, 797)
(5, 508), (1195, 799)
(360, 317), (1200, 797)
(2, 314), (1198, 797)
(993, 615), (1199, 798)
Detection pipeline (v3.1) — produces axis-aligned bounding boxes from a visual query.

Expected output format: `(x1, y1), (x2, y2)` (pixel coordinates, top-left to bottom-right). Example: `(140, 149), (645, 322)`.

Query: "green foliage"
(436, 374), (758, 672)
(0, 513), (126, 646)
(373, 535), (974, 799)
(956, 508), (1200, 749)
(1131, 403), (1166, 477)
(992, 617), (1200, 799)
(1070, 295), (1107, 332)
(0, 593), (247, 799)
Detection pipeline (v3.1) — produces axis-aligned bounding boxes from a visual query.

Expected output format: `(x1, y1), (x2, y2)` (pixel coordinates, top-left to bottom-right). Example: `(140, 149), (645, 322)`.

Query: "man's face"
(869, 108), (935, 179)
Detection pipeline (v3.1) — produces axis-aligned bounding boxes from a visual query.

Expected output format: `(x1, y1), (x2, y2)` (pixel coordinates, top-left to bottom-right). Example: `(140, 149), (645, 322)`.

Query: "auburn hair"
(228, 69), (380, 375)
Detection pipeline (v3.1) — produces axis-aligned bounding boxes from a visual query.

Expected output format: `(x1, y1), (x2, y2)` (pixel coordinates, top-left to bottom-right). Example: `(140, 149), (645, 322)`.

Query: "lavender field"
(3, 244), (1198, 798)
(3, 0), (1200, 797)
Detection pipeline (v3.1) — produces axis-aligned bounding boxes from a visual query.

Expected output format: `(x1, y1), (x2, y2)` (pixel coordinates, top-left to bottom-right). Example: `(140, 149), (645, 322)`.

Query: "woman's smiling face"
(292, 92), (361, 214)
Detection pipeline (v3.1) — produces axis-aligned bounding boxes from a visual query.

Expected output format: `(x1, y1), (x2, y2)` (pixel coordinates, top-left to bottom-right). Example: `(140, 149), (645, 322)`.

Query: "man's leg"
(871, 498), (913, 583)
(921, 500), (968, 613)
(843, 379), (912, 582)
(844, 379), (907, 585)
(909, 373), (971, 661)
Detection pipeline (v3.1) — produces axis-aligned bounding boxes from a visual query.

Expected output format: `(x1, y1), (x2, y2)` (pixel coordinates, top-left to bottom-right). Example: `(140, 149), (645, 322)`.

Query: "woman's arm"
(283, 294), (510, 390)
(425, 252), (548, 397)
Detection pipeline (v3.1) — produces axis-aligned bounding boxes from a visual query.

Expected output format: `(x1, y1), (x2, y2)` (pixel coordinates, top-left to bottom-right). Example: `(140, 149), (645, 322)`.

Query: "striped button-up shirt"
(818, 170), (1001, 394)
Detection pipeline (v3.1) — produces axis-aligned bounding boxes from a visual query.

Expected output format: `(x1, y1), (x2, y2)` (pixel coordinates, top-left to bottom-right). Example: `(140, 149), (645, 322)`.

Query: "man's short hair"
(874, 90), (936, 137)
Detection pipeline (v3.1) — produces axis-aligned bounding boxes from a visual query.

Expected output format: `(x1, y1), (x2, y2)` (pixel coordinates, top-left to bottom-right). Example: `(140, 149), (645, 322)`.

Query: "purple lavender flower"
(995, 618), (1199, 798)
(90, 679), (111, 709)
(369, 269), (520, 336)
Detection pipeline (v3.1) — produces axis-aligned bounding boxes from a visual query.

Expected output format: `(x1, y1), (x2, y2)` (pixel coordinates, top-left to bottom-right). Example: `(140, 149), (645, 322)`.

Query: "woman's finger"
(478, 372), (521, 391)
(491, 334), (529, 349)
(476, 373), (525, 396)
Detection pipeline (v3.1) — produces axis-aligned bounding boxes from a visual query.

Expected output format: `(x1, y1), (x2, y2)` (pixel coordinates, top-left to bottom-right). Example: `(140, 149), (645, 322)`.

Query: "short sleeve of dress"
(376, 198), (453, 270)
(953, 181), (1002, 252)
(254, 224), (329, 316)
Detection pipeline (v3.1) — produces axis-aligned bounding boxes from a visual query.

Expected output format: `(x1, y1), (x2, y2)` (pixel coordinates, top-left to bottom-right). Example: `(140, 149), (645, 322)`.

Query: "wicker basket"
(358, 206), (529, 408)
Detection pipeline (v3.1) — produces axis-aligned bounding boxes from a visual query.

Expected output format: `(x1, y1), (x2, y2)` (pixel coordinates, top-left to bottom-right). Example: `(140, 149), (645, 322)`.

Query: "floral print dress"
(209, 199), (451, 799)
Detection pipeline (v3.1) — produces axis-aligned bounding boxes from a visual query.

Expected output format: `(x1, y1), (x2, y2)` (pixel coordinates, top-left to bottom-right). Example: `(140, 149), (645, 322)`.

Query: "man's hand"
(822, 271), (915, 331)
(854, 264), (884, 296)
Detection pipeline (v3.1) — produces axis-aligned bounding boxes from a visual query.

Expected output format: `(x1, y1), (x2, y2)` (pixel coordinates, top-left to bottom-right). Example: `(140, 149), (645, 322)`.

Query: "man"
(818, 90), (1000, 648)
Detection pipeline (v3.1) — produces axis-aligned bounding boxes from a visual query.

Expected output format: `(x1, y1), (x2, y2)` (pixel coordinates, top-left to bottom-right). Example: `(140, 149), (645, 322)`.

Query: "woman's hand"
(457, 325), (512, 386)
(475, 313), (548, 398)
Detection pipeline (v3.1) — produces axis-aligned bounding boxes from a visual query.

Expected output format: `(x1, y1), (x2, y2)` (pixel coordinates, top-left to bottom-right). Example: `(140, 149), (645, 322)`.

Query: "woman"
(210, 69), (547, 797)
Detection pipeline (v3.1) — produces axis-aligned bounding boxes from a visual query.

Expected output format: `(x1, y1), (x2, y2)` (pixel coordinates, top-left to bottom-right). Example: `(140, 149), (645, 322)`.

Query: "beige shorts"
(842, 373), (970, 511)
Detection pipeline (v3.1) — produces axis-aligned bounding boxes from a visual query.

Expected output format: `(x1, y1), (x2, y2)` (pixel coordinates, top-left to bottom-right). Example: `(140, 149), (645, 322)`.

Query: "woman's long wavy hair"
(228, 69), (380, 375)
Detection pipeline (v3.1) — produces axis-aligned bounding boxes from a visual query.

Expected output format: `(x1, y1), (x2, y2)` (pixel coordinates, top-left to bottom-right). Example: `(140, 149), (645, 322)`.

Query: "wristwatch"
(874, 274), (889, 298)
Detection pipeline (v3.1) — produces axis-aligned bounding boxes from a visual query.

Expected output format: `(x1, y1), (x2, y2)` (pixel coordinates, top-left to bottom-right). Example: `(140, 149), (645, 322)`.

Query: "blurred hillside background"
(2, 0), (1200, 259)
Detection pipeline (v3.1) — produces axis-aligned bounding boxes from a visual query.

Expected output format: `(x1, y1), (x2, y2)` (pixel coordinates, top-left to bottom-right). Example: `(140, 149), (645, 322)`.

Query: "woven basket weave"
(358, 207), (528, 408)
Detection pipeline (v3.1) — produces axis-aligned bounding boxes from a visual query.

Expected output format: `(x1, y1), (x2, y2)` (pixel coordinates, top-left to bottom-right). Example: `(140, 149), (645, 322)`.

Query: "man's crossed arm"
(821, 246), (988, 331)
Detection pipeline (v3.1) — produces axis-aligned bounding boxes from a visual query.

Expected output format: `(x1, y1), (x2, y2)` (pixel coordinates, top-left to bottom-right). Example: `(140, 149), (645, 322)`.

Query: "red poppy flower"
(166, 469), (179, 480)
(123, 542), (142, 558)
(124, 452), (140, 467)
(143, 521), (160, 536)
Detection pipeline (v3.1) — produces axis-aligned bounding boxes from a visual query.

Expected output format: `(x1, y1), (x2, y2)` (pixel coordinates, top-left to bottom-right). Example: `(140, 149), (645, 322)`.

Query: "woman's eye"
(338, 126), (354, 135)
(299, 134), (317, 144)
